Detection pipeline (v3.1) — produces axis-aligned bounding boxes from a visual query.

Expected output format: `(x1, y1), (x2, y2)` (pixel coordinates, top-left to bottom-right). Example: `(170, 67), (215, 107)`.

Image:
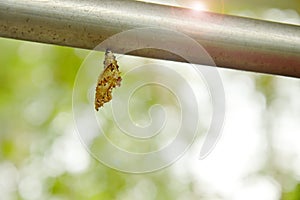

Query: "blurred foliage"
(0, 38), (203, 200)
(0, 0), (300, 199)
(282, 184), (300, 200)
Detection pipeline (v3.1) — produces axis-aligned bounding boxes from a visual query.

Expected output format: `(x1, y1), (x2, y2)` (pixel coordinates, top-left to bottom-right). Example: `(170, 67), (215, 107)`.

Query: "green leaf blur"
(0, 1), (300, 199)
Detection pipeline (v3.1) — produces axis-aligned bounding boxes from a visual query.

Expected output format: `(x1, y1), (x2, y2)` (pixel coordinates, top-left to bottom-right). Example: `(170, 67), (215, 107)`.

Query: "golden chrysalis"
(94, 50), (122, 111)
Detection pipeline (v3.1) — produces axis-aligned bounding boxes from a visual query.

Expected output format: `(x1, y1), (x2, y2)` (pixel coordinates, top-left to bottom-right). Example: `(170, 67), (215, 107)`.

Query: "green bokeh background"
(0, 0), (300, 199)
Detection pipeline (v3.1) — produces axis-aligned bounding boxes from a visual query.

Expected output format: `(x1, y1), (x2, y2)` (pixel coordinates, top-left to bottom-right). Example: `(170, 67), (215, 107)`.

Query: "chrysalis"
(94, 50), (122, 111)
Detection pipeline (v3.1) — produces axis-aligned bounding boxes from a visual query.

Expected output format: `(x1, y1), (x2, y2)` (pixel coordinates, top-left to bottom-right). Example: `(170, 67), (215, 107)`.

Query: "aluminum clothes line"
(0, 0), (300, 78)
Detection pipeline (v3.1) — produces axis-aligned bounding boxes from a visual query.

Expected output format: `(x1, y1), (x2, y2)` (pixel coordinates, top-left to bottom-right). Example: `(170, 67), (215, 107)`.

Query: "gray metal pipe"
(0, 0), (300, 78)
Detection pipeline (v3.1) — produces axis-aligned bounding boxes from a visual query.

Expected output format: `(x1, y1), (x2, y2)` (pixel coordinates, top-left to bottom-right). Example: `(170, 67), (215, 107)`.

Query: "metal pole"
(0, 0), (300, 78)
